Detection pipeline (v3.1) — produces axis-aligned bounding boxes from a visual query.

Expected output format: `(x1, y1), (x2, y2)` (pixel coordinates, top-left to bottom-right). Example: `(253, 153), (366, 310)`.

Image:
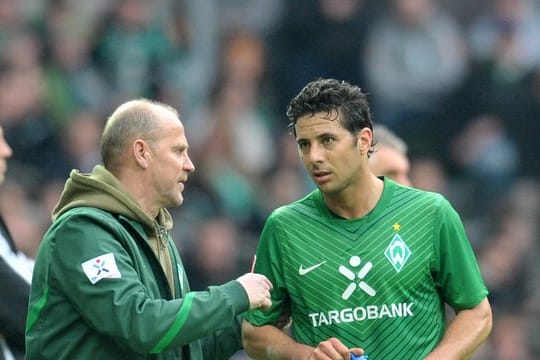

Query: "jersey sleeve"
(432, 198), (489, 310)
(244, 214), (290, 326)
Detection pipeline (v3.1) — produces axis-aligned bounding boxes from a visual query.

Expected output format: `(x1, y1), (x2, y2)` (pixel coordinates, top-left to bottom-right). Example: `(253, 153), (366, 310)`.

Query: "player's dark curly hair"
(286, 78), (374, 140)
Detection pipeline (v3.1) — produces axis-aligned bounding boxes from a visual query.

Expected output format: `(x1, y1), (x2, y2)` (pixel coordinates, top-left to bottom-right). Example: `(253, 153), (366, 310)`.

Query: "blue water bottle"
(350, 353), (368, 360)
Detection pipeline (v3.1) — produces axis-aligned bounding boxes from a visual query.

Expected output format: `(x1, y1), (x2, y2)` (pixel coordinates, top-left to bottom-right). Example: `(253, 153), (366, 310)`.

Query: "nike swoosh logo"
(298, 261), (327, 275)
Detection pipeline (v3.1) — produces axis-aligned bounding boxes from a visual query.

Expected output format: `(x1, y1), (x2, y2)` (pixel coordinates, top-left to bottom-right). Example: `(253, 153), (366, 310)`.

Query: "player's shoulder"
(392, 180), (447, 207)
(268, 190), (322, 219)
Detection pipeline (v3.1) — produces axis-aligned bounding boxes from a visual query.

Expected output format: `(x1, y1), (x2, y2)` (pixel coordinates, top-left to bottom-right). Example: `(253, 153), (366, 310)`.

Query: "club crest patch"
(384, 234), (411, 272)
(81, 253), (121, 284)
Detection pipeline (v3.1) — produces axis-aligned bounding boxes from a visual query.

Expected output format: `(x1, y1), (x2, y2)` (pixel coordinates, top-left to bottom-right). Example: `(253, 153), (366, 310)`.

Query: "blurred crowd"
(0, 0), (539, 358)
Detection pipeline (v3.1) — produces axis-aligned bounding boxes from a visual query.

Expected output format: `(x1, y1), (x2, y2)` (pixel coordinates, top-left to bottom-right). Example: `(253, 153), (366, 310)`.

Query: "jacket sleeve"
(199, 313), (244, 360)
(49, 212), (250, 354)
(0, 255), (30, 351)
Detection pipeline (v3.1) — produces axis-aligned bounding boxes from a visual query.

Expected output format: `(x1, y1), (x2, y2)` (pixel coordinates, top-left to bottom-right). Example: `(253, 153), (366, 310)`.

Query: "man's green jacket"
(26, 165), (249, 359)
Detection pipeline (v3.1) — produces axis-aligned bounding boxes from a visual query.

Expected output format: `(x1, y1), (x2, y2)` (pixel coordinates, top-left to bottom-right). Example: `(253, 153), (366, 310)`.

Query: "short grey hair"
(100, 99), (178, 172)
(372, 124), (407, 154)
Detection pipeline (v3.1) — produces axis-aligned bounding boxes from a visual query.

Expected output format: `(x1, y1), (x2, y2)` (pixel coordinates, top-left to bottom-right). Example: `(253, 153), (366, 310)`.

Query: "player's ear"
(357, 127), (372, 156)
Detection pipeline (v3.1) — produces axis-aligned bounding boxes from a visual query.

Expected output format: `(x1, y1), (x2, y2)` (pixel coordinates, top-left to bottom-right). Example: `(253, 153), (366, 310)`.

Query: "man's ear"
(358, 127), (373, 156)
(133, 139), (151, 168)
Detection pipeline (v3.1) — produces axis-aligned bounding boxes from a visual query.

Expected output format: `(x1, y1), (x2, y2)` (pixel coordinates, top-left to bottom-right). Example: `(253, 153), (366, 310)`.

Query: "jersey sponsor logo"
(308, 302), (414, 327)
(81, 253), (121, 285)
(298, 261), (326, 275)
(338, 256), (375, 299)
(385, 234), (411, 272)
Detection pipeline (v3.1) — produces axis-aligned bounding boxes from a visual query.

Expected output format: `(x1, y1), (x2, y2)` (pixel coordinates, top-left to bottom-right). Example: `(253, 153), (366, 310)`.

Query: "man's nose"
(184, 153), (195, 173)
(0, 139), (13, 158)
(308, 143), (325, 163)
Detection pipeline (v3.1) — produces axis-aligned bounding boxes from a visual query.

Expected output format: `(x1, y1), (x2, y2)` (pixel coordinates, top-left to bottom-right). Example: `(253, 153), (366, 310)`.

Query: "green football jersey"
(245, 178), (488, 359)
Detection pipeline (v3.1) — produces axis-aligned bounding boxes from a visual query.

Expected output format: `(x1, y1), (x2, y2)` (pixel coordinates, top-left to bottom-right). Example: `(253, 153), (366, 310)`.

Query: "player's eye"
(321, 136), (334, 146)
(297, 141), (309, 151)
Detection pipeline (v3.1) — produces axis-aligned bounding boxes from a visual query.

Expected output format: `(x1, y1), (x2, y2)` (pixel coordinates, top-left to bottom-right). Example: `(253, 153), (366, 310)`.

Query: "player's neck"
(323, 175), (384, 220)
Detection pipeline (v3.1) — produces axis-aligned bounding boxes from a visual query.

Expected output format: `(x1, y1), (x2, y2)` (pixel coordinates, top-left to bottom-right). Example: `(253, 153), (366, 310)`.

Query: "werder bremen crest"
(385, 234), (411, 272)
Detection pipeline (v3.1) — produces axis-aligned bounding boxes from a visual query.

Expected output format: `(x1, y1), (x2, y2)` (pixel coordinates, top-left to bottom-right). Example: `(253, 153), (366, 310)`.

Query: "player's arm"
(428, 199), (492, 359)
(424, 297), (492, 360)
(242, 321), (363, 360)
(242, 321), (311, 359)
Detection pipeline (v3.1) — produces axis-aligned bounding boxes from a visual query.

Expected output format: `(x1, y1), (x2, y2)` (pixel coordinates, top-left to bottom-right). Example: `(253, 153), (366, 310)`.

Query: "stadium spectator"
(369, 124), (411, 186)
(363, 0), (469, 156)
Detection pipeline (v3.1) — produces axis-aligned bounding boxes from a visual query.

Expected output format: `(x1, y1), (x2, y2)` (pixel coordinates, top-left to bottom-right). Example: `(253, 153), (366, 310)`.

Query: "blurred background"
(0, 0), (539, 358)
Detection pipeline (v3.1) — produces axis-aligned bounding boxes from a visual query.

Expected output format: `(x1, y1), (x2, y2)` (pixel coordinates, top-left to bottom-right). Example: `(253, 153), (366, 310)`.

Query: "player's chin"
(314, 180), (334, 193)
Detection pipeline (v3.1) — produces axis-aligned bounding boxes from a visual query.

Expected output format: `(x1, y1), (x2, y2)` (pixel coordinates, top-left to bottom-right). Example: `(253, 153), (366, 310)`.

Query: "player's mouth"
(312, 170), (332, 184)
